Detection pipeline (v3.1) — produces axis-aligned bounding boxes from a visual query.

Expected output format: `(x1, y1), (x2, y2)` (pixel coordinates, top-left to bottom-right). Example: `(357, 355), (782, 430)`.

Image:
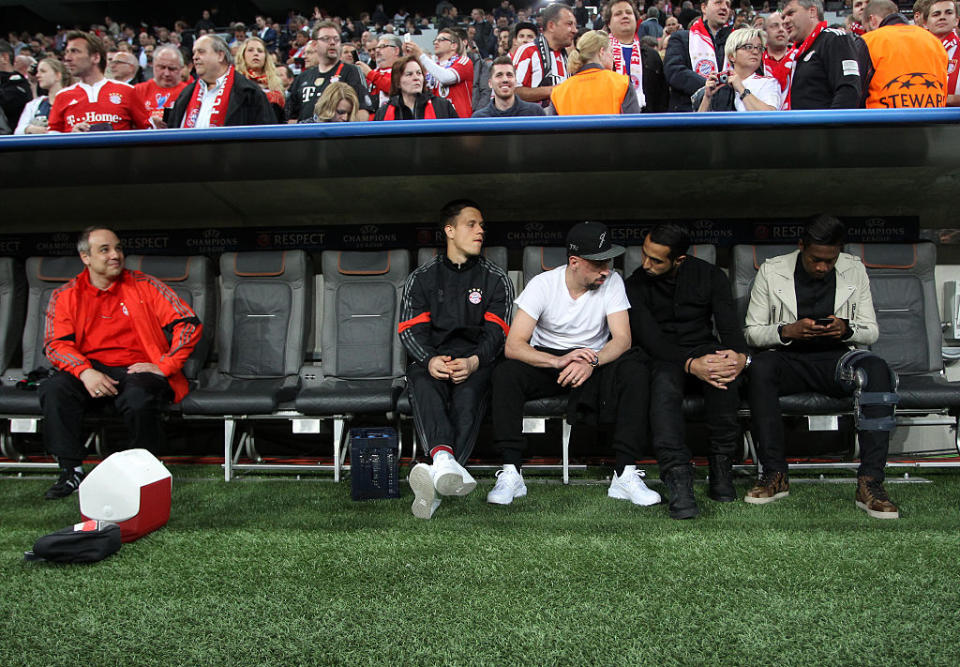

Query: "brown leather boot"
(856, 476), (900, 519)
(744, 471), (789, 505)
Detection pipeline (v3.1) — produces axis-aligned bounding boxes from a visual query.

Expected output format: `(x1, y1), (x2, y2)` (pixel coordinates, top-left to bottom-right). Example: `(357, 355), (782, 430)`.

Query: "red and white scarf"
(611, 36), (646, 109)
(849, 21), (865, 36)
(183, 66), (235, 128)
(783, 20), (826, 110)
(688, 18), (728, 78)
(941, 30), (960, 94)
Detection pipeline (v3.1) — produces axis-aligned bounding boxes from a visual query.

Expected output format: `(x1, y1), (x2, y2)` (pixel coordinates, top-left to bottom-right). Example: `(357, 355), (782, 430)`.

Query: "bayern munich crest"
(109, 93), (122, 104)
(468, 289), (482, 305)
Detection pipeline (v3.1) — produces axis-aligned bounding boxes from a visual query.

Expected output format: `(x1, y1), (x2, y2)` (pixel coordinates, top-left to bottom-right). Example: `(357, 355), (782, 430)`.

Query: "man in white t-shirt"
(487, 222), (660, 507)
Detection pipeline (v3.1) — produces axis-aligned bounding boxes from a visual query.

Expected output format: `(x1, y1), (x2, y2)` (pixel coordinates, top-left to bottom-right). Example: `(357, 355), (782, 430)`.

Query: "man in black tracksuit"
(398, 199), (513, 519)
(625, 225), (748, 519)
(783, 0), (864, 108)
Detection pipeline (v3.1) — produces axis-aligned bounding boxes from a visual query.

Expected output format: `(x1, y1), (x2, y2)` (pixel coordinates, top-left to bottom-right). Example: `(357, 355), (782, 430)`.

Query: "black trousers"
(39, 361), (174, 463)
(747, 349), (893, 480)
(650, 359), (741, 474)
(406, 362), (493, 465)
(491, 354), (649, 468)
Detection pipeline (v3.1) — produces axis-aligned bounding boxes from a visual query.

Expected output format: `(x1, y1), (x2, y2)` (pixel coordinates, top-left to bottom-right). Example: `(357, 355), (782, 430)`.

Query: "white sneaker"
(486, 464), (527, 505)
(432, 453), (477, 497)
(409, 463), (441, 519)
(608, 465), (661, 506)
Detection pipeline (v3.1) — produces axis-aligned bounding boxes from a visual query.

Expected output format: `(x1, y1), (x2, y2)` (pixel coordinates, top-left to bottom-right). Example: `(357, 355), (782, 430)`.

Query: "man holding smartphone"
(743, 215), (900, 519)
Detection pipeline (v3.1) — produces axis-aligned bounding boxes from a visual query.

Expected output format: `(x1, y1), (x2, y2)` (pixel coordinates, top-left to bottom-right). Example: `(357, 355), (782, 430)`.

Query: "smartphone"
(814, 317), (833, 326)
(403, 33), (412, 43)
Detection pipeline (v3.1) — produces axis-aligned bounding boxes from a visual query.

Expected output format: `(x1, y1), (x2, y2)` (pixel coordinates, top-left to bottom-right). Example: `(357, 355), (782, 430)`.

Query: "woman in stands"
(548, 30), (641, 115)
(236, 36), (286, 122)
(311, 82), (360, 122)
(15, 57), (72, 134)
(696, 28), (779, 112)
(373, 55), (457, 120)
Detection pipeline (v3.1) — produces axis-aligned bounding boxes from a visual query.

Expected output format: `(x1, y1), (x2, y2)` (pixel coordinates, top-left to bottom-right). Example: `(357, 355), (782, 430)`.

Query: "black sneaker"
(44, 468), (84, 500)
(708, 455), (736, 502)
(662, 464), (699, 520)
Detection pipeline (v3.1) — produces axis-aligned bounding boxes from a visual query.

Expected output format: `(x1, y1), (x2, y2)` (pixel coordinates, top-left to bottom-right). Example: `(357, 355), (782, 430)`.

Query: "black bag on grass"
(24, 520), (121, 563)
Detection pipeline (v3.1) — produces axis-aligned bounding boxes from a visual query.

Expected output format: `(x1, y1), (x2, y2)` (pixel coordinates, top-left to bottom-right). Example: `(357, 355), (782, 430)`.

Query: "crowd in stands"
(1, 0), (958, 133)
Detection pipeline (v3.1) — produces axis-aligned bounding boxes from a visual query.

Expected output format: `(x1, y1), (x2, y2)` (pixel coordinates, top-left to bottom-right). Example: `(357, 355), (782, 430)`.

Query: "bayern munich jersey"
(134, 79), (189, 122)
(513, 41), (568, 89)
(428, 54), (474, 118)
(49, 79), (151, 132)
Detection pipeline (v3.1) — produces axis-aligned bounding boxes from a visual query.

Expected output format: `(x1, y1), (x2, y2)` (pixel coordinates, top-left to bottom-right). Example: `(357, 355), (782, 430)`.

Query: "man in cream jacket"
(743, 215), (899, 519)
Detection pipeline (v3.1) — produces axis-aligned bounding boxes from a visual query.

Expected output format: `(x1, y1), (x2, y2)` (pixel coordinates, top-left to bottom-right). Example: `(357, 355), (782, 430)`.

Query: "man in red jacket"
(39, 227), (202, 499)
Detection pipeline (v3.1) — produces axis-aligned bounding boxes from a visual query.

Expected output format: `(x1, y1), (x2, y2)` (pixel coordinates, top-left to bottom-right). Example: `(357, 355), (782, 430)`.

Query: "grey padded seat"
(180, 251), (312, 415)
(0, 258), (26, 374)
(623, 244), (717, 277)
(843, 242), (960, 410)
(124, 255), (217, 383)
(521, 246), (567, 288)
(296, 250), (409, 415)
(0, 256), (84, 415)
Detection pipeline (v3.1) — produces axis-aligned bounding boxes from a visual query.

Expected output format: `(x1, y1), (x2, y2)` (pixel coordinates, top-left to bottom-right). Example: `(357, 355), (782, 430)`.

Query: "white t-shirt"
(515, 266), (631, 352)
(735, 73), (781, 111)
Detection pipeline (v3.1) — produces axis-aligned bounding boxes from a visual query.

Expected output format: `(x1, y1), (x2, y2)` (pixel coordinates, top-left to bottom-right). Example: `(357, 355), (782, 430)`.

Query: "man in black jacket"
(625, 225), (748, 519)
(782, 0), (863, 108)
(664, 0), (732, 111)
(168, 35), (274, 127)
(398, 200), (514, 520)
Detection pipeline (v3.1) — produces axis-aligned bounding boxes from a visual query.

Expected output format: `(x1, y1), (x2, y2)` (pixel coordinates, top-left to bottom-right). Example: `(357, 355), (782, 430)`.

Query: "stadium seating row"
(1, 241), (958, 481)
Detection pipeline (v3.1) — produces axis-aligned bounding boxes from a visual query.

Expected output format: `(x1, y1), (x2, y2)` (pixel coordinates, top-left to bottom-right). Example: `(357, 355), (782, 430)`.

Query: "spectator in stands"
(574, 0), (591, 27)
(311, 81), (360, 121)
(403, 28), (475, 117)
(781, 0), (863, 109)
(302, 39), (321, 70)
(237, 37), (287, 122)
(660, 16), (681, 56)
(14, 53), (36, 97)
(287, 28), (310, 75)
(744, 216), (899, 519)
(169, 35), (274, 128)
(356, 34), (403, 109)
(513, 3), (578, 106)
(548, 30), (642, 114)
(918, 0), (960, 106)
(133, 45), (188, 128)
(849, 0), (868, 35)
(229, 23), (248, 49)
(495, 0), (517, 24)
(487, 222), (659, 507)
(511, 22), (538, 56)
(195, 9), (217, 34)
(665, 0), (733, 111)
(625, 225), (747, 519)
(255, 15), (278, 52)
(695, 28), (780, 110)
(472, 56), (546, 116)
(605, 0), (669, 112)
(678, 0), (702, 29)
(38, 227), (201, 500)
(108, 50), (141, 85)
(341, 44), (359, 64)
(470, 7), (498, 58)
(640, 7), (666, 39)
(763, 12), (793, 103)
(0, 39), (31, 124)
(49, 31), (150, 132)
(373, 55), (458, 119)
(15, 57), (71, 134)
(276, 63), (295, 99)
(286, 22), (371, 123)
(400, 200), (513, 519)
(861, 0), (947, 108)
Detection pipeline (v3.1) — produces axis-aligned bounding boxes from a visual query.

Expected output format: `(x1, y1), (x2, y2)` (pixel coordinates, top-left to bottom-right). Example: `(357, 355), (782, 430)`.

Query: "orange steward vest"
(862, 24), (948, 109)
(551, 67), (630, 115)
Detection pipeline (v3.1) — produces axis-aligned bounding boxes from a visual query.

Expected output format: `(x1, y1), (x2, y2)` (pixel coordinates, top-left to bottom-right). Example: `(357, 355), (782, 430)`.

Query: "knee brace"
(835, 349), (899, 431)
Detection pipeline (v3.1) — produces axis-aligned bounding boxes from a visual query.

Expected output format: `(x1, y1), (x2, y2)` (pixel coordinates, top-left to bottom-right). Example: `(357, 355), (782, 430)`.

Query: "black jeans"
(39, 361), (173, 463)
(406, 361), (493, 465)
(491, 353), (649, 469)
(650, 359), (741, 475)
(747, 348), (893, 480)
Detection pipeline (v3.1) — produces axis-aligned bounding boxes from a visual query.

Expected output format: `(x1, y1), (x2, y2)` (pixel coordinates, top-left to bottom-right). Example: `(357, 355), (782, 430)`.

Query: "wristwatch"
(744, 353), (752, 369)
(740, 88), (752, 101)
(590, 356), (599, 367)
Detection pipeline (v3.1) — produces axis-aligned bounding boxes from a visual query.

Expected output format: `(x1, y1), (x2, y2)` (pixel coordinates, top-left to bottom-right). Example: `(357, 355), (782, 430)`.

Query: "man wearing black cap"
(487, 222), (659, 506)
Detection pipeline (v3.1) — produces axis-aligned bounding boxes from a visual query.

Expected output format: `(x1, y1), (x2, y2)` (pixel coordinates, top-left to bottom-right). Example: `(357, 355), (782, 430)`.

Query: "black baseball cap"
(566, 222), (624, 261)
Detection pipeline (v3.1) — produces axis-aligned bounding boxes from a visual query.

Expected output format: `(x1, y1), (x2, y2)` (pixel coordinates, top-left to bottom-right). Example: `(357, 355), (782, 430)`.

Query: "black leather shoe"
(662, 465), (699, 519)
(44, 468), (84, 500)
(708, 455), (736, 502)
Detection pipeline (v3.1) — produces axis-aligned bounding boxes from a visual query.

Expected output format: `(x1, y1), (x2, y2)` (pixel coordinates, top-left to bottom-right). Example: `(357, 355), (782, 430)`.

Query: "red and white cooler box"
(79, 449), (172, 543)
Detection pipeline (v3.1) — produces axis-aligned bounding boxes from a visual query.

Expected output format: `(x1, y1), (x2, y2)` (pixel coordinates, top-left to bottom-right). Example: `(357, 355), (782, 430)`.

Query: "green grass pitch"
(2, 467), (959, 666)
